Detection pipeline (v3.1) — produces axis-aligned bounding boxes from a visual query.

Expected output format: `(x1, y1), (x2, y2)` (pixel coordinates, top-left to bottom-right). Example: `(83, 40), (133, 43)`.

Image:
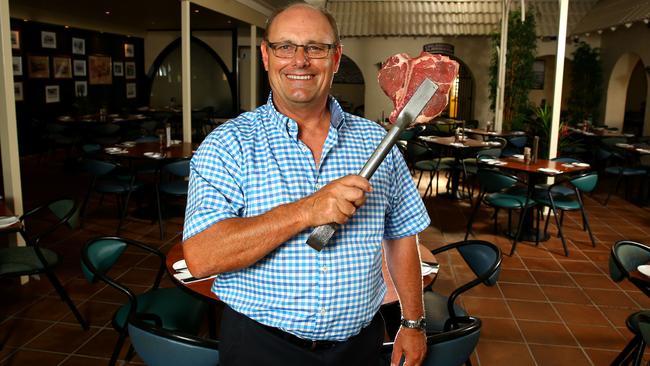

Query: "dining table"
(419, 135), (499, 199)
(490, 156), (591, 241)
(103, 141), (196, 160)
(463, 128), (527, 140)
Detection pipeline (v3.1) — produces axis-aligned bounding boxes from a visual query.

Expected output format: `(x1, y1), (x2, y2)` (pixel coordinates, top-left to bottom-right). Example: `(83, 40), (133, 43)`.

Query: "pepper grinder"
(532, 136), (539, 163)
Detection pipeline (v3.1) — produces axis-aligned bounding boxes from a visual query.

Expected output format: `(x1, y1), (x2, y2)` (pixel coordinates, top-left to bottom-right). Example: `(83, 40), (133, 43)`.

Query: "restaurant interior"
(1, 0), (649, 365)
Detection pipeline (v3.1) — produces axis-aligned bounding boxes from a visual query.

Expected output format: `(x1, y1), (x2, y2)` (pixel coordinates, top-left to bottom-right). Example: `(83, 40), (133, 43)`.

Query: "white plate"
(172, 259), (187, 271)
(573, 162), (590, 167)
(512, 154), (524, 160)
(119, 141), (136, 147)
(0, 216), (19, 228)
(144, 152), (164, 159)
(638, 265), (650, 277)
(105, 147), (127, 154)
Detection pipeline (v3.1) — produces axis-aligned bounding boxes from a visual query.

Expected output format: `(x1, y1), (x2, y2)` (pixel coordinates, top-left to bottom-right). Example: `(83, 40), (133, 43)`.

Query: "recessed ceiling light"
(194, 9), (199, 13)
(23, 19), (28, 22)
(105, 11), (111, 15)
(227, 20), (232, 24)
(64, 25), (69, 28)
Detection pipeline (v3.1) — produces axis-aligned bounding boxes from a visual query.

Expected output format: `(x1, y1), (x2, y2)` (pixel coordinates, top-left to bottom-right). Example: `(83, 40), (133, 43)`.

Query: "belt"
(259, 323), (341, 351)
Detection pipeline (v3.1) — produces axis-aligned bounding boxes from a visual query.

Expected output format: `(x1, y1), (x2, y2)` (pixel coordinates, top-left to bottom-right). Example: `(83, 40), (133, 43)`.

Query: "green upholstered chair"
(0, 198), (87, 330)
(533, 172), (598, 256)
(597, 148), (646, 206)
(464, 169), (534, 248)
(155, 159), (190, 239)
(379, 316), (481, 366)
(609, 240), (650, 365)
(81, 236), (208, 366)
(407, 140), (454, 198)
(128, 315), (220, 366)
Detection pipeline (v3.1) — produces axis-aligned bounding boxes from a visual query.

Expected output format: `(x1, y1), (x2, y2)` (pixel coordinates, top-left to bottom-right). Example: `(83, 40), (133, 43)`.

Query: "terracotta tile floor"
(1, 155), (649, 365)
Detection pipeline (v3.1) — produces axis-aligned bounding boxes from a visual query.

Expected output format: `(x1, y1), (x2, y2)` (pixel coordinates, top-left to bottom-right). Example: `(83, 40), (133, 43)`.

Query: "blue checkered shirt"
(183, 94), (430, 341)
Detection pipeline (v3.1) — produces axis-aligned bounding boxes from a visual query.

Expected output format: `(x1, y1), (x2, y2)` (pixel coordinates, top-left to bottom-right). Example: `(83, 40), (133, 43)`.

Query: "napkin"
(143, 152), (164, 159)
(421, 262), (439, 276)
(512, 154), (524, 160)
(537, 167), (563, 174)
(0, 216), (19, 228)
(615, 143), (633, 148)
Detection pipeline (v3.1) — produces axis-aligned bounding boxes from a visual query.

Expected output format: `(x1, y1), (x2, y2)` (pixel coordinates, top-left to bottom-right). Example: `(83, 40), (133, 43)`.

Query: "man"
(183, 3), (429, 365)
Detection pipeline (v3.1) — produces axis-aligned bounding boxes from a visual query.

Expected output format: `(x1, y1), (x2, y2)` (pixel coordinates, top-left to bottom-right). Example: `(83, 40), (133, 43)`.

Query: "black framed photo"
(28, 55), (50, 78)
(124, 43), (134, 58)
(532, 60), (545, 90)
(126, 83), (136, 99)
(12, 56), (22, 76)
(14, 82), (23, 101)
(75, 81), (87, 97)
(124, 61), (136, 79)
(73, 59), (86, 77)
(41, 31), (56, 49)
(72, 38), (85, 55)
(53, 57), (72, 79)
(45, 85), (60, 103)
(11, 30), (19, 49)
(113, 62), (124, 76)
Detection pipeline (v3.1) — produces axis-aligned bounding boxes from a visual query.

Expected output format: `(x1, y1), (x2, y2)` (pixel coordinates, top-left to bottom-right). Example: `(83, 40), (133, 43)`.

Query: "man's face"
(261, 6), (342, 113)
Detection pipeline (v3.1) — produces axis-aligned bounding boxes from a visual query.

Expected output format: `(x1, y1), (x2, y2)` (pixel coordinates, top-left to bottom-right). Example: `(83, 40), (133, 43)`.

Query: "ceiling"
(8, 0), (293, 35)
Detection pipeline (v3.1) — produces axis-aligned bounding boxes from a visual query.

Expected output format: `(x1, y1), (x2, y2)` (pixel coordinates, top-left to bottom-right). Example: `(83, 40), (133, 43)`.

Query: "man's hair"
(263, 2), (340, 44)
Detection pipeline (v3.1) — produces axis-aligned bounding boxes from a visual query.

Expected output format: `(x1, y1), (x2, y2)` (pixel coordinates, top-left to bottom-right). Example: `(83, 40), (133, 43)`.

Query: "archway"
(622, 60), (647, 135)
(604, 53), (642, 131)
(147, 37), (236, 117)
(331, 54), (365, 115)
(444, 56), (475, 122)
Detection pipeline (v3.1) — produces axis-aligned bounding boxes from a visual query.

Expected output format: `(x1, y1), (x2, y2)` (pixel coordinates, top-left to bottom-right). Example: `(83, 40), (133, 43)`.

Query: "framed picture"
(11, 30), (19, 49)
(532, 60), (545, 90)
(126, 83), (136, 99)
(75, 81), (87, 97)
(88, 55), (112, 85)
(72, 38), (85, 55)
(113, 61), (124, 76)
(14, 82), (23, 101)
(53, 57), (72, 78)
(41, 31), (56, 49)
(124, 43), (134, 58)
(73, 59), (86, 77)
(124, 61), (136, 79)
(12, 56), (22, 76)
(28, 56), (50, 78)
(45, 85), (60, 103)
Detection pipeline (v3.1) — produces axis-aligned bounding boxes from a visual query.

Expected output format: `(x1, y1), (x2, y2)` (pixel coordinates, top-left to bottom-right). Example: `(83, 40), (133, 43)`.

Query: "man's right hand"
(299, 175), (372, 227)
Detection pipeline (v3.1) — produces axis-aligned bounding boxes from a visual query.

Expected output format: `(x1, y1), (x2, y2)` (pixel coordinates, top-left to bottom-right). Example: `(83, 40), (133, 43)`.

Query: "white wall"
(340, 36), (493, 125)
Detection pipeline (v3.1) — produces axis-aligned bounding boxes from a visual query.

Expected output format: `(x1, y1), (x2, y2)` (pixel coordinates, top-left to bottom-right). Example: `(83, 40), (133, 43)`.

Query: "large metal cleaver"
(306, 78), (439, 251)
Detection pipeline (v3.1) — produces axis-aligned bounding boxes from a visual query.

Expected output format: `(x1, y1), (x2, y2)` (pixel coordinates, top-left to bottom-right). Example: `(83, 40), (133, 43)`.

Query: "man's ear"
(332, 43), (343, 73)
(261, 41), (270, 72)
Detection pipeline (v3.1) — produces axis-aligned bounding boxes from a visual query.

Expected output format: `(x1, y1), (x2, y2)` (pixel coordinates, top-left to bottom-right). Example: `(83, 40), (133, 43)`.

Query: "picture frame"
(72, 38), (85, 55)
(75, 81), (87, 97)
(11, 30), (19, 49)
(73, 59), (86, 77)
(53, 57), (72, 79)
(41, 31), (57, 49)
(124, 43), (134, 58)
(28, 56), (50, 78)
(126, 83), (136, 99)
(124, 61), (136, 79)
(12, 56), (22, 76)
(14, 82), (23, 102)
(88, 55), (112, 85)
(45, 85), (60, 103)
(532, 60), (545, 90)
(113, 61), (124, 76)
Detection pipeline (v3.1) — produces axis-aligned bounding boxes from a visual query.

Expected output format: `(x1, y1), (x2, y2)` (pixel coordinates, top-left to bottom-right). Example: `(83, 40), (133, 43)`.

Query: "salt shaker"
(523, 147), (531, 164)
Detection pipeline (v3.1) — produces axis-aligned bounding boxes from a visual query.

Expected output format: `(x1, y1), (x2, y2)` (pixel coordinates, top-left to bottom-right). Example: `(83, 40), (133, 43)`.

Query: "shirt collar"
(265, 92), (346, 139)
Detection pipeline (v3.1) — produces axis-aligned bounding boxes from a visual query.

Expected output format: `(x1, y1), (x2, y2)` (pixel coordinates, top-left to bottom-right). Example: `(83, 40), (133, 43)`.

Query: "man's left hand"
(390, 327), (427, 366)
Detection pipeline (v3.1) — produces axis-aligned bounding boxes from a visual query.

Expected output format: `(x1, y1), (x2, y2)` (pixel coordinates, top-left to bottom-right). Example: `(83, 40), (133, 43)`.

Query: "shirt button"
(321, 266), (327, 272)
(320, 308), (326, 315)
(315, 183), (321, 189)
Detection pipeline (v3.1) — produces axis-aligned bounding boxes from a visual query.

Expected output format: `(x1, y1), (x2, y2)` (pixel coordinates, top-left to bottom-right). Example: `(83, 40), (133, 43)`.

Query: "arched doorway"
(147, 37), (236, 117)
(445, 57), (474, 122)
(331, 54), (365, 115)
(604, 53), (643, 131)
(623, 61), (647, 135)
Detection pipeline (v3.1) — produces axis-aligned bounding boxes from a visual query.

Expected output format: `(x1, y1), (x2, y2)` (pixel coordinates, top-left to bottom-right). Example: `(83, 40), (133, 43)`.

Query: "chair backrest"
(406, 140), (434, 163)
(128, 316), (220, 366)
(476, 148), (502, 160)
(380, 317), (481, 366)
(163, 159), (191, 177)
(638, 312), (650, 345)
(487, 136), (507, 149)
(21, 197), (79, 246)
(135, 135), (160, 143)
(81, 236), (165, 307)
(569, 172), (598, 193)
(82, 159), (118, 176)
(609, 240), (650, 282)
(551, 156), (581, 164)
(457, 240), (502, 287)
(508, 136), (527, 148)
(477, 169), (518, 193)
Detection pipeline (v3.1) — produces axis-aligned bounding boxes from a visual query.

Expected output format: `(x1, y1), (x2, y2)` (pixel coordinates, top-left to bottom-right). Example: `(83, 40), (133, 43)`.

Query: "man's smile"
(285, 74), (314, 80)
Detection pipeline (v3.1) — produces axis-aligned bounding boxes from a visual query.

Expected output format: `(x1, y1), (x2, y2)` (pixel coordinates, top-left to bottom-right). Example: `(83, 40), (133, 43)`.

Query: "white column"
(181, 0), (192, 142)
(548, 0), (569, 159)
(250, 25), (257, 110)
(495, 0), (511, 132)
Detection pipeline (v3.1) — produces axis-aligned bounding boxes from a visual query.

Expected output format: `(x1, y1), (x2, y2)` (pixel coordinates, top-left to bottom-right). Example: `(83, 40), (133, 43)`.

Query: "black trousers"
(220, 305), (385, 366)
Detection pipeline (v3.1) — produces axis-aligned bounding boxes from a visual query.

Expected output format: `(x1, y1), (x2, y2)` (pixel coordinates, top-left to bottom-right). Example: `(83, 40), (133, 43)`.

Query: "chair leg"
(417, 170), (424, 189)
(464, 192), (484, 241)
(510, 197), (531, 257)
(44, 270), (88, 330)
(548, 195), (569, 256)
(544, 209), (551, 236)
(576, 193), (597, 248)
(109, 329), (128, 366)
(633, 340), (646, 366)
(558, 210), (565, 237)
(535, 207), (541, 247)
(604, 173), (623, 206)
(493, 208), (499, 234)
(117, 177), (136, 235)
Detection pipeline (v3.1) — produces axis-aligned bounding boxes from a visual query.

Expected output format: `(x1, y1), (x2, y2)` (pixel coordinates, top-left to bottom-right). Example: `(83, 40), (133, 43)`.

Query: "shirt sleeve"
(383, 145), (431, 239)
(183, 134), (245, 241)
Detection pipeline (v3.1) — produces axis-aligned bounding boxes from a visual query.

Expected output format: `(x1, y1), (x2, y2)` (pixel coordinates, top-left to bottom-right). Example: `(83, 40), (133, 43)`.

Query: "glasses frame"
(265, 41), (337, 59)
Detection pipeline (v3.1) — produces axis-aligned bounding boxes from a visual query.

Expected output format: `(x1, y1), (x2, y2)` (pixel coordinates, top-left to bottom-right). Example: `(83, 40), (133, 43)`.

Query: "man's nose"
(292, 46), (309, 66)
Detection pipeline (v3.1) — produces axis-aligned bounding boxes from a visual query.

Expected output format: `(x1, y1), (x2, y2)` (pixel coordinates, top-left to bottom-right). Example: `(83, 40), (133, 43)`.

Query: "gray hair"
(263, 2), (340, 44)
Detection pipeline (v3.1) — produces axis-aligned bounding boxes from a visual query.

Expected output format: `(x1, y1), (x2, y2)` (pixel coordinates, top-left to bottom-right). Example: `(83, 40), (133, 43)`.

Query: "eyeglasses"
(266, 41), (336, 59)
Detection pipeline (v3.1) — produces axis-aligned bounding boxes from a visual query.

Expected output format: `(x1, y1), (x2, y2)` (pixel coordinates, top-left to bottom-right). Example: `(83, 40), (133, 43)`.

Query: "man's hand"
(299, 175), (371, 227)
(391, 327), (427, 366)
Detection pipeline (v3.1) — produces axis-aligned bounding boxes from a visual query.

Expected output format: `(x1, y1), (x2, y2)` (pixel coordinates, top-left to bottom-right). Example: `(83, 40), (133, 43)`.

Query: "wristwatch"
(400, 316), (427, 331)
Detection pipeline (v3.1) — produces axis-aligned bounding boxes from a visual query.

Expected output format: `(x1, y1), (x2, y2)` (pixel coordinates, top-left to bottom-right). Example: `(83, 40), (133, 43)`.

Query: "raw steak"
(378, 52), (459, 123)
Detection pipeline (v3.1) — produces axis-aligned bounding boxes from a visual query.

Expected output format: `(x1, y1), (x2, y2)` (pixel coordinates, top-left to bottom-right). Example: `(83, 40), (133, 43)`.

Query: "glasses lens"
(305, 44), (329, 58)
(273, 43), (297, 58)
